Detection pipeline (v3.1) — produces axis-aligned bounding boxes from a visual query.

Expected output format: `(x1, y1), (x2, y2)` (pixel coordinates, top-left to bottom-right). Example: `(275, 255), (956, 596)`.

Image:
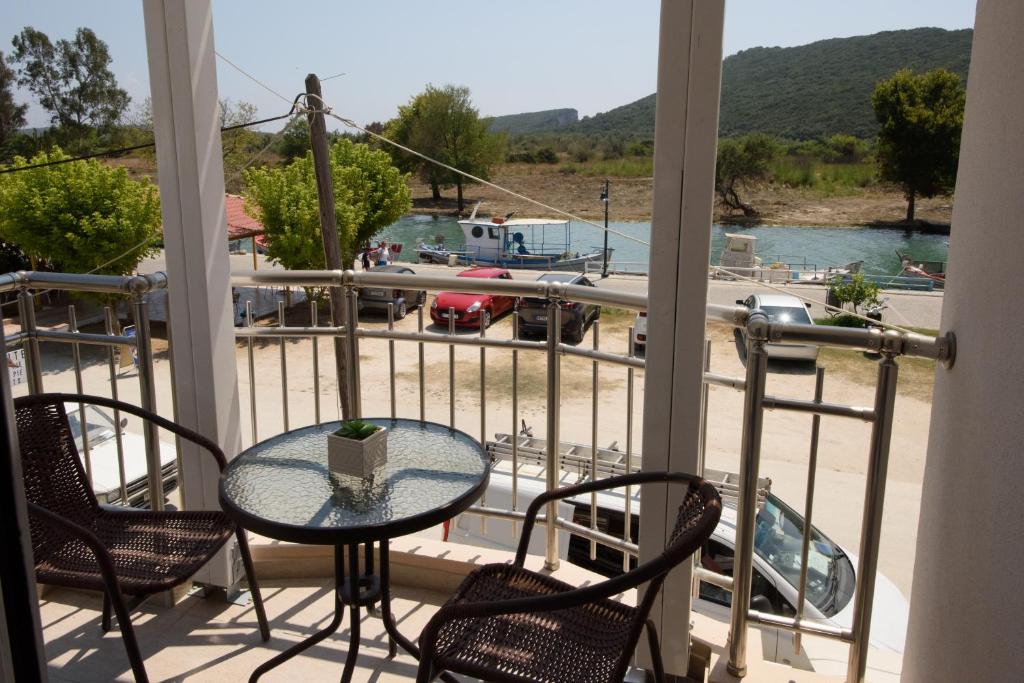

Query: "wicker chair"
(15, 392), (270, 683)
(416, 471), (722, 683)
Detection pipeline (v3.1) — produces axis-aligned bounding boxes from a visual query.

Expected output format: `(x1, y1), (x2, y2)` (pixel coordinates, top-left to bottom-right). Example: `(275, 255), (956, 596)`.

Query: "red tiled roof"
(225, 194), (263, 240)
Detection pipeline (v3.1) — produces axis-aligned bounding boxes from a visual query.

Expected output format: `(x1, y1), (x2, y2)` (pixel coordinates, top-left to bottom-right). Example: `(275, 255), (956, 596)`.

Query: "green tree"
(10, 27), (130, 136)
(219, 99), (260, 192)
(275, 116), (311, 161)
(0, 51), (28, 153)
(244, 138), (411, 273)
(715, 133), (777, 216)
(385, 84), (505, 212)
(0, 148), (161, 274)
(872, 68), (965, 222)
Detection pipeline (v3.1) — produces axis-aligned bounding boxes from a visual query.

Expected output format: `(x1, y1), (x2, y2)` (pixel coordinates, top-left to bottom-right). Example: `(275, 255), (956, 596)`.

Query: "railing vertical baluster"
(68, 305), (93, 486)
(130, 286), (162, 512)
(246, 301), (257, 444)
(278, 300), (289, 431)
(727, 311), (770, 678)
(590, 319), (600, 561)
(418, 305), (425, 422)
(479, 307), (489, 532)
(847, 352), (900, 683)
(699, 338), (711, 474)
(311, 300), (321, 425)
(623, 328), (635, 572)
(448, 307), (456, 428)
(104, 307), (129, 504)
(387, 302), (396, 419)
(794, 366), (825, 655)
(511, 308), (520, 536)
(18, 287), (43, 394)
(544, 298), (562, 571)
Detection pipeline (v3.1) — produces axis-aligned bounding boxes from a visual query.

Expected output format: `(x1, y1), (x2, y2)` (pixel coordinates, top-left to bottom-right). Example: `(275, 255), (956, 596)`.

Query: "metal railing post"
(794, 366), (825, 655)
(278, 300), (289, 431)
(847, 350), (900, 683)
(544, 297), (562, 571)
(68, 306), (93, 485)
(727, 311), (771, 678)
(246, 301), (257, 444)
(131, 282), (163, 511)
(17, 287), (43, 394)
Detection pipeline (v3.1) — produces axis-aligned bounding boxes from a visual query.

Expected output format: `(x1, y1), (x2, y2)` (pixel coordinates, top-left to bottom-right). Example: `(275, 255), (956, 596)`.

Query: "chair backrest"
(14, 396), (100, 529)
(629, 476), (722, 620)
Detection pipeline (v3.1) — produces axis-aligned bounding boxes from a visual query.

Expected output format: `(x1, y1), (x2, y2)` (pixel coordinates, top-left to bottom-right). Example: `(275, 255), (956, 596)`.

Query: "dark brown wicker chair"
(416, 471), (722, 683)
(15, 392), (270, 683)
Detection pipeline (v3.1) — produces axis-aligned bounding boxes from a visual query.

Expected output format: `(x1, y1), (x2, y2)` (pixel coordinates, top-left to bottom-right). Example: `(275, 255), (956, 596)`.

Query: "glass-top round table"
(220, 418), (488, 683)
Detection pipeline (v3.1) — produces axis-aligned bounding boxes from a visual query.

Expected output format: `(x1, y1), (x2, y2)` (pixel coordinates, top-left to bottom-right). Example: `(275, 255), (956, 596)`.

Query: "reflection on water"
(379, 214), (949, 275)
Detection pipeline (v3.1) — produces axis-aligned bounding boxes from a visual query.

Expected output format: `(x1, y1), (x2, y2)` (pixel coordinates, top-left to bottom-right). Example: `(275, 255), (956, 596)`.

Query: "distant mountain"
(487, 108), (578, 135)
(513, 28), (973, 140)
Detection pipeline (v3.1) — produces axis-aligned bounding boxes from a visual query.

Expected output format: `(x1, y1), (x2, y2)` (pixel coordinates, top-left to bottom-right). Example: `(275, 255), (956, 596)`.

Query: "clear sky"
(2, 1), (977, 132)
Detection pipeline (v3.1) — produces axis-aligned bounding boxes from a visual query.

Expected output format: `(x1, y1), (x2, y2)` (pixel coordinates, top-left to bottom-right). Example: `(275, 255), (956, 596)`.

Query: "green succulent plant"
(334, 420), (381, 441)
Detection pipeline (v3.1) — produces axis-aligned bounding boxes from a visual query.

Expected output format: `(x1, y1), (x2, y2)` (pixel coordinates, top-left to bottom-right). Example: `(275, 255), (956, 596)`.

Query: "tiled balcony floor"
(41, 579), (446, 682)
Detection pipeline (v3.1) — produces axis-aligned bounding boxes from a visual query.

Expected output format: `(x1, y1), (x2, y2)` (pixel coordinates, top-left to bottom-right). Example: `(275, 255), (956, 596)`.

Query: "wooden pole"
(305, 73), (351, 419)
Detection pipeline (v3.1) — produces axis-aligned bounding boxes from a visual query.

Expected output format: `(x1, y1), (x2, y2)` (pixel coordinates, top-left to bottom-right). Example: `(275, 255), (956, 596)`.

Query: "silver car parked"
(738, 293), (819, 361)
(357, 265), (427, 319)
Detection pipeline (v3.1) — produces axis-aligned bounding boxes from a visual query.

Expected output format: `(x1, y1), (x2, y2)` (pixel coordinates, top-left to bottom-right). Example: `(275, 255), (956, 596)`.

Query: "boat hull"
(415, 246), (611, 271)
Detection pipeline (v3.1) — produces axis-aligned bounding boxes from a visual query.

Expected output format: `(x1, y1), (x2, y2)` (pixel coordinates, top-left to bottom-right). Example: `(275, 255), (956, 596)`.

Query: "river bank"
(407, 162), (954, 227)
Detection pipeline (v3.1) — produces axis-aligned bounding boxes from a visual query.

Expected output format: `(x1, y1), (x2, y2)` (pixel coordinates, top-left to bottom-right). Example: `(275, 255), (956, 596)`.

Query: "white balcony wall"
(904, 1), (1024, 679)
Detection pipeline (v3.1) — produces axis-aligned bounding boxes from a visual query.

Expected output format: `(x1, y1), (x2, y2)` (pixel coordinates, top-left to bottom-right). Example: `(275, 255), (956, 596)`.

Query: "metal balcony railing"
(2, 271), (168, 509)
(8, 268), (955, 683)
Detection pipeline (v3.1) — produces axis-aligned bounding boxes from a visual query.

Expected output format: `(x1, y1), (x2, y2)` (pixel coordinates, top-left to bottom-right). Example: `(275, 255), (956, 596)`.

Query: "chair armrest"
(18, 392), (228, 471)
(26, 502), (123, 596)
(514, 471), (693, 566)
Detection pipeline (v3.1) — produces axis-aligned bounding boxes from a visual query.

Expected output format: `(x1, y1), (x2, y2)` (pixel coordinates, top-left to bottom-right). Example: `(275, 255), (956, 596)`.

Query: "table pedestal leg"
(248, 545), (348, 682)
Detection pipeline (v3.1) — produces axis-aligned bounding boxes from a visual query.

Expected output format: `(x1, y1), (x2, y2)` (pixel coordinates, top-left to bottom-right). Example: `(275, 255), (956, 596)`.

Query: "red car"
(430, 267), (516, 328)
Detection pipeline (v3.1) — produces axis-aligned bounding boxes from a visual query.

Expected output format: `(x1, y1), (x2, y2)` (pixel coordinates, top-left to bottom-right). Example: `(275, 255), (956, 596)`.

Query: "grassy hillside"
(520, 28), (972, 140)
(488, 108), (578, 134)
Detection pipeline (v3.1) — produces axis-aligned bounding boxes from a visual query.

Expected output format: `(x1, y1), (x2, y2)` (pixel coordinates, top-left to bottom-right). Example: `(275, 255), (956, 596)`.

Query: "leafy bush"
(827, 273), (881, 314)
(535, 147), (558, 164)
(0, 147), (161, 274)
(816, 314), (868, 328)
(334, 419), (381, 440)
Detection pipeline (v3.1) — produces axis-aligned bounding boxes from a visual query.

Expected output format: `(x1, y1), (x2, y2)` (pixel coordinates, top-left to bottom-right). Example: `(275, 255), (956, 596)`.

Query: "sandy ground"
(408, 163), (953, 227)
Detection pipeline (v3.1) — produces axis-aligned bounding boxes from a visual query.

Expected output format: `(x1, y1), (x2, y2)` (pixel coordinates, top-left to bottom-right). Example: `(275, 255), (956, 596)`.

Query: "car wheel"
(480, 309), (491, 330)
(396, 301), (407, 320)
(569, 322), (585, 344)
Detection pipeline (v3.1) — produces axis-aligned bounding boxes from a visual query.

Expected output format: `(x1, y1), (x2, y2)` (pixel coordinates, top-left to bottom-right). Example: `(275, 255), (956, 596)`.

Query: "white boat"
(716, 233), (862, 282)
(416, 204), (611, 271)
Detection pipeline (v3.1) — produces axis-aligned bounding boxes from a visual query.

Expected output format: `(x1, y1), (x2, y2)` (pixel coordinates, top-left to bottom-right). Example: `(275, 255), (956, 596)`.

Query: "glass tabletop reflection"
(220, 418), (489, 544)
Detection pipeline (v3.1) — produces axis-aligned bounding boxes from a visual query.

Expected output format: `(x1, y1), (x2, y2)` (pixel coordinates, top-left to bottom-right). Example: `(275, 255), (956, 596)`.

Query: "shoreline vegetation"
(406, 162), (953, 229)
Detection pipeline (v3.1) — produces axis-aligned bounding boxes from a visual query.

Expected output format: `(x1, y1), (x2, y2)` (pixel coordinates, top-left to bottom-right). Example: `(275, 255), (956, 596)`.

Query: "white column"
(903, 1), (1024, 679)
(143, 0), (242, 588)
(639, 0), (725, 675)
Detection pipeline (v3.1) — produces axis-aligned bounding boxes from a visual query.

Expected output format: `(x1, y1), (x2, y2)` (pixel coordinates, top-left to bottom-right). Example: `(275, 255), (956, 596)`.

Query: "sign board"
(120, 325), (138, 369)
(7, 349), (26, 386)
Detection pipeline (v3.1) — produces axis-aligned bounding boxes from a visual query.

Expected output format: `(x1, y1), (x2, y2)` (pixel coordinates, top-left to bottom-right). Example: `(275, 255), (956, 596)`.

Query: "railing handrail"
(230, 269), (953, 363)
(0, 270), (168, 295)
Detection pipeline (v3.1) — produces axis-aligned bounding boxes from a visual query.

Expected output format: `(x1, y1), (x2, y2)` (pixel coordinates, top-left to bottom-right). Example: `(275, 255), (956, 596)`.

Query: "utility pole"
(600, 179), (610, 278)
(305, 73), (351, 419)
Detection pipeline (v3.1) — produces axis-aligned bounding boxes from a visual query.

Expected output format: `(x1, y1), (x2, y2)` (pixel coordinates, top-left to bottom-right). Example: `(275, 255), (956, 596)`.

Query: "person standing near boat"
(378, 241), (391, 266)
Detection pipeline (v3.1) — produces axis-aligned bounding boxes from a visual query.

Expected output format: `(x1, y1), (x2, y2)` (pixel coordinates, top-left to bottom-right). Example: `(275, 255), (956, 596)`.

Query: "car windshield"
(754, 494), (845, 615)
(761, 305), (812, 325)
(65, 405), (118, 450)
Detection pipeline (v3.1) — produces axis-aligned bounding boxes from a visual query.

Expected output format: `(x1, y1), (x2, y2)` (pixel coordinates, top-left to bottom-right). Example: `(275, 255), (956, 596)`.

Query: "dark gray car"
(357, 265), (426, 319)
(516, 272), (600, 344)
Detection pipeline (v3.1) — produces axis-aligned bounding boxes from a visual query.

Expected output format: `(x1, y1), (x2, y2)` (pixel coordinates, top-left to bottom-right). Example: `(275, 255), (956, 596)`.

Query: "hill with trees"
(487, 108), (578, 135)
(511, 28), (972, 141)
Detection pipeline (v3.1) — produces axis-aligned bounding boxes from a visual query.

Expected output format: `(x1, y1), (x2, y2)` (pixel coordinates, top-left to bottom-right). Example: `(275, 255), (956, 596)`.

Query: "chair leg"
(415, 659), (438, 683)
(104, 586), (149, 683)
(101, 593), (113, 633)
(235, 528), (271, 641)
(645, 619), (665, 683)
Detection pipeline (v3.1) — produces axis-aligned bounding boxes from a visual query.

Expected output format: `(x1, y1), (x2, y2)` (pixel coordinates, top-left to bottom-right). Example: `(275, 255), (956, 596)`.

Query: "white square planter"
(328, 426), (388, 478)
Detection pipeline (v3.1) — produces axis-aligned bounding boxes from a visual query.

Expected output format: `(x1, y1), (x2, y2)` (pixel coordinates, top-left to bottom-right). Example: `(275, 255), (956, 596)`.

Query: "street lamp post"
(600, 179), (610, 278)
